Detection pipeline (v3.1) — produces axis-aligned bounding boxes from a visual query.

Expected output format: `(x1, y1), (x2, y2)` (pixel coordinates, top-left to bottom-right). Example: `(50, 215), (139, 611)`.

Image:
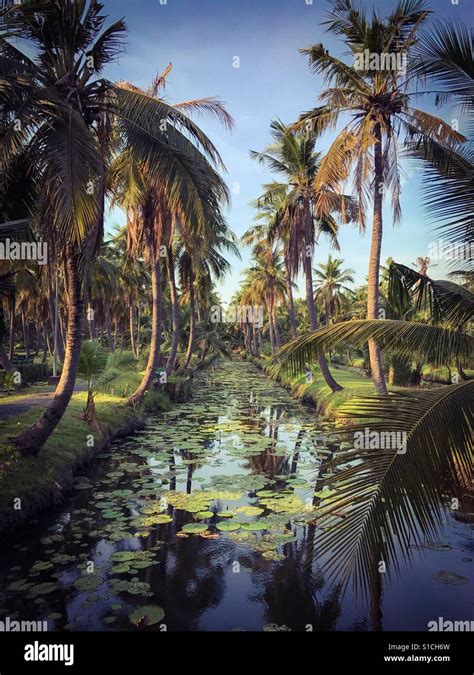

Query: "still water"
(1, 359), (472, 631)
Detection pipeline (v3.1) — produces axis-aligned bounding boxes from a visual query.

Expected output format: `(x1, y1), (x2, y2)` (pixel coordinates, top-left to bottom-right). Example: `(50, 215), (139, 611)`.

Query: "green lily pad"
(216, 522), (241, 532)
(196, 511), (214, 519)
(129, 605), (165, 626)
(74, 575), (103, 592)
(111, 552), (136, 562)
(30, 582), (58, 596)
(234, 506), (264, 517)
(240, 522), (267, 531)
(31, 561), (54, 572)
(217, 511), (235, 518)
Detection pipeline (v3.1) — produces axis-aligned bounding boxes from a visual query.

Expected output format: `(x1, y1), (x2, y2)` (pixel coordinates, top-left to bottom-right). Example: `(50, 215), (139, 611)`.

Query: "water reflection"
(1, 359), (472, 631)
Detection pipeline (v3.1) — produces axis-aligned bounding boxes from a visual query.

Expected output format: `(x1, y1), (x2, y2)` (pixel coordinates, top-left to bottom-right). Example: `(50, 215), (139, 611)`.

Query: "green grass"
(250, 356), (407, 417)
(0, 388), (170, 533)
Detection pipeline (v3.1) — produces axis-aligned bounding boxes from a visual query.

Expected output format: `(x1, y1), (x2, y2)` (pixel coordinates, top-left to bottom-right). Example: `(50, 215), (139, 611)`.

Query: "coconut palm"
(2, 1), (225, 453)
(111, 64), (232, 405)
(177, 226), (238, 370)
(246, 183), (299, 337)
(297, 0), (466, 394)
(244, 249), (287, 353)
(250, 121), (356, 389)
(78, 340), (136, 432)
(407, 20), (474, 273)
(314, 255), (354, 325)
(303, 380), (473, 596)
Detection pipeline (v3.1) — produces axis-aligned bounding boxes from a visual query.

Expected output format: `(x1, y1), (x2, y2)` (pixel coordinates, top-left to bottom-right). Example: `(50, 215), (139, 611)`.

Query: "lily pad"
(216, 522), (241, 532)
(234, 506), (264, 517)
(196, 511), (214, 519)
(31, 561), (54, 572)
(74, 575), (103, 592)
(240, 522), (267, 531)
(129, 605), (165, 626)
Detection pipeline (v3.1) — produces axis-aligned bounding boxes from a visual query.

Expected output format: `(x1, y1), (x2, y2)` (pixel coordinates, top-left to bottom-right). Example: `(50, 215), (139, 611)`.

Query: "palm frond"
(310, 380), (473, 595)
(390, 262), (474, 326)
(272, 319), (473, 376)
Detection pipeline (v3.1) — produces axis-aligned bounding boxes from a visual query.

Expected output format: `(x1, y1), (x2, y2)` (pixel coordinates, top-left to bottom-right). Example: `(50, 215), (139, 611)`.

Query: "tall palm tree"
(111, 65), (232, 405)
(244, 248), (287, 353)
(250, 121), (356, 390)
(177, 227), (238, 370)
(314, 255), (354, 325)
(298, 0), (466, 394)
(245, 183), (298, 337)
(2, 1), (218, 453)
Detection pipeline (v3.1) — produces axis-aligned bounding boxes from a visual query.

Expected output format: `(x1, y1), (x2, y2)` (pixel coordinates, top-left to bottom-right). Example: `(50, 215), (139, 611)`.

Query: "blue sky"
(104, 0), (471, 302)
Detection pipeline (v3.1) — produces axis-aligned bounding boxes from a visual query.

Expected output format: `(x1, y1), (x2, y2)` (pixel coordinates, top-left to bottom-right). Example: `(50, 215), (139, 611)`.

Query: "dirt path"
(0, 385), (87, 422)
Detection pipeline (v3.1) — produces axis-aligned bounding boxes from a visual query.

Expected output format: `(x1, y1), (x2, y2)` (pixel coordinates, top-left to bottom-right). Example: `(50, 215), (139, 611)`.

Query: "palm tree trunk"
(105, 306), (114, 353)
(183, 280), (196, 369)
(253, 325), (259, 355)
(42, 322), (48, 363)
(285, 260), (297, 338)
(13, 246), (85, 455)
(267, 309), (275, 353)
(21, 311), (29, 357)
(368, 123), (389, 395)
(272, 306), (281, 348)
(165, 247), (180, 377)
(127, 258), (162, 406)
(8, 298), (15, 360)
(303, 240), (342, 392)
(129, 300), (137, 357)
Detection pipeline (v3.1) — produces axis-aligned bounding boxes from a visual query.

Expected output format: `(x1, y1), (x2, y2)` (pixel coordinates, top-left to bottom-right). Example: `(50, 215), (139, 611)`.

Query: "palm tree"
(314, 255), (354, 325)
(244, 248), (287, 353)
(2, 1), (213, 453)
(250, 121), (356, 390)
(78, 340), (136, 432)
(245, 183), (298, 337)
(407, 19), (473, 275)
(177, 227), (238, 370)
(298, 0), (466, 394)
(111, 65), (232, 405)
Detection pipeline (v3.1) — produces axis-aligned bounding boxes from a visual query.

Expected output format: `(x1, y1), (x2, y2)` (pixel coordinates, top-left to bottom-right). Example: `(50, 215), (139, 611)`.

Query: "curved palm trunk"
(127, 259), (162, 406)
(182, 280), (196, 369)
(303, 239), (342, 392)
(165, 247), (180, 377)
(13, 247), (85, 455)
(368, 124), (389, 395)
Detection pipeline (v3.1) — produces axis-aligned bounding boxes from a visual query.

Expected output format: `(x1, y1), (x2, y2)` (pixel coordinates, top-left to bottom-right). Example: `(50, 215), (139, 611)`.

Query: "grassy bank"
(0, 388), (171, 535)
(245, 354), (405, 417)
(0, 353), (220, 535)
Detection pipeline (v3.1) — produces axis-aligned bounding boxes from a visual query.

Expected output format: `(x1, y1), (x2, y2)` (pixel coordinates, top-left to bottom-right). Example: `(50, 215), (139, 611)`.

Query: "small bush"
(17, 363), (50, 384)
